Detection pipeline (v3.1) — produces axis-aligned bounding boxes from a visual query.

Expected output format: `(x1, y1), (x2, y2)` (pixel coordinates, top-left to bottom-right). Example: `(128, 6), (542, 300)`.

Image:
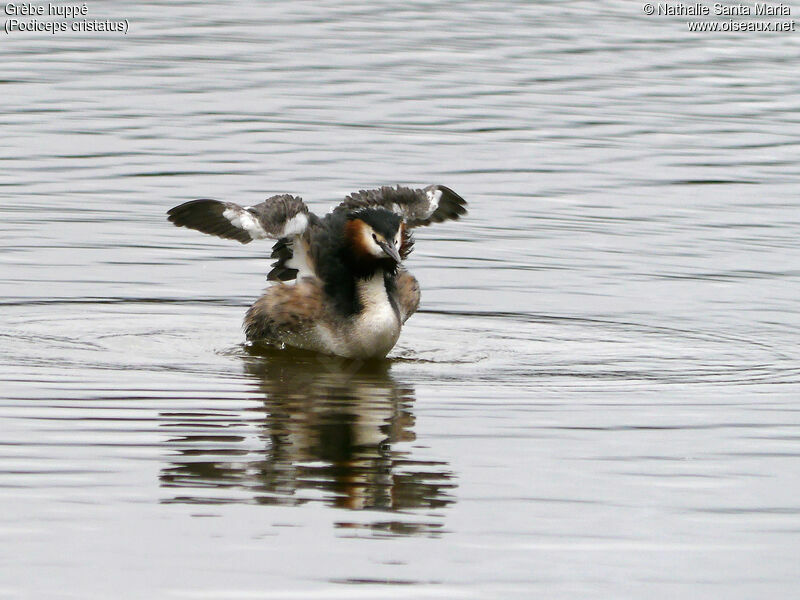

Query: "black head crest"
(347, 207), (402, 239)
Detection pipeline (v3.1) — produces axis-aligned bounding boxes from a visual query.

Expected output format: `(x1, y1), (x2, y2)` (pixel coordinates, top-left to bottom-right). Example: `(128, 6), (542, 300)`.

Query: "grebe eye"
(372, 233), (378, 242)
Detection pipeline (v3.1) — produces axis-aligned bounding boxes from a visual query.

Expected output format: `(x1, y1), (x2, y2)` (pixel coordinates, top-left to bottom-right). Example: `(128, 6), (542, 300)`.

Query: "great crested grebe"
(167, 184), (466, 358)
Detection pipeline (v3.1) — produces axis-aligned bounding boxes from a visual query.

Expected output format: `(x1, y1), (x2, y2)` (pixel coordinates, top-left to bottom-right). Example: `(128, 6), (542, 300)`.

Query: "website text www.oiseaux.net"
(687, 19), (795, 31)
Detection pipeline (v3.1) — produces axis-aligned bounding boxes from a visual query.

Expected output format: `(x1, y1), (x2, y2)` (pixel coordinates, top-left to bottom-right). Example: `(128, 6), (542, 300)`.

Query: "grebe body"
(167, 185), (466, 358)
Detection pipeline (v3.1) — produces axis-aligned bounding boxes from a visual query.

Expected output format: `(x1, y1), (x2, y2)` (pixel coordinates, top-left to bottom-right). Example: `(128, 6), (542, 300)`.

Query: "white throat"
(357, 271), (390, 308)
(350, 271), (400, 357)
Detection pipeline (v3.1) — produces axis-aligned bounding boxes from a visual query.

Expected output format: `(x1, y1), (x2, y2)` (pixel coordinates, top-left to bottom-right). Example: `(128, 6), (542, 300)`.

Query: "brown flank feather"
(395, 269), (420, 323)
(244, 278), (324, 341)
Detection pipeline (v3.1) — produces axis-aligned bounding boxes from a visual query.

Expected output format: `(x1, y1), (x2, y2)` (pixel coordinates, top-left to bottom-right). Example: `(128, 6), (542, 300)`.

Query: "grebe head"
(344, 208), (404, 275)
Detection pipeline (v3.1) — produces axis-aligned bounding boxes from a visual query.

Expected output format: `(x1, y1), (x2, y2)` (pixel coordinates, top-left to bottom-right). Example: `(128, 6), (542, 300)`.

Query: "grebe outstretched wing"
(334, 185), (466, 228)
(167, 194), (315, 244)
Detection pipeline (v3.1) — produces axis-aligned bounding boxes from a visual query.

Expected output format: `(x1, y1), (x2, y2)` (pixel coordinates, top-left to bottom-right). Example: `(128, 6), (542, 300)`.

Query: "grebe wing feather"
(167, 194), (315, 244)
(334, 184), (466, 228)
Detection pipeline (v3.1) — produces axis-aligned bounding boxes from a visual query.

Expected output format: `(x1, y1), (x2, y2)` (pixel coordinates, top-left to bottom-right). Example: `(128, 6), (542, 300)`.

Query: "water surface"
(2, 1), (800, 598)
